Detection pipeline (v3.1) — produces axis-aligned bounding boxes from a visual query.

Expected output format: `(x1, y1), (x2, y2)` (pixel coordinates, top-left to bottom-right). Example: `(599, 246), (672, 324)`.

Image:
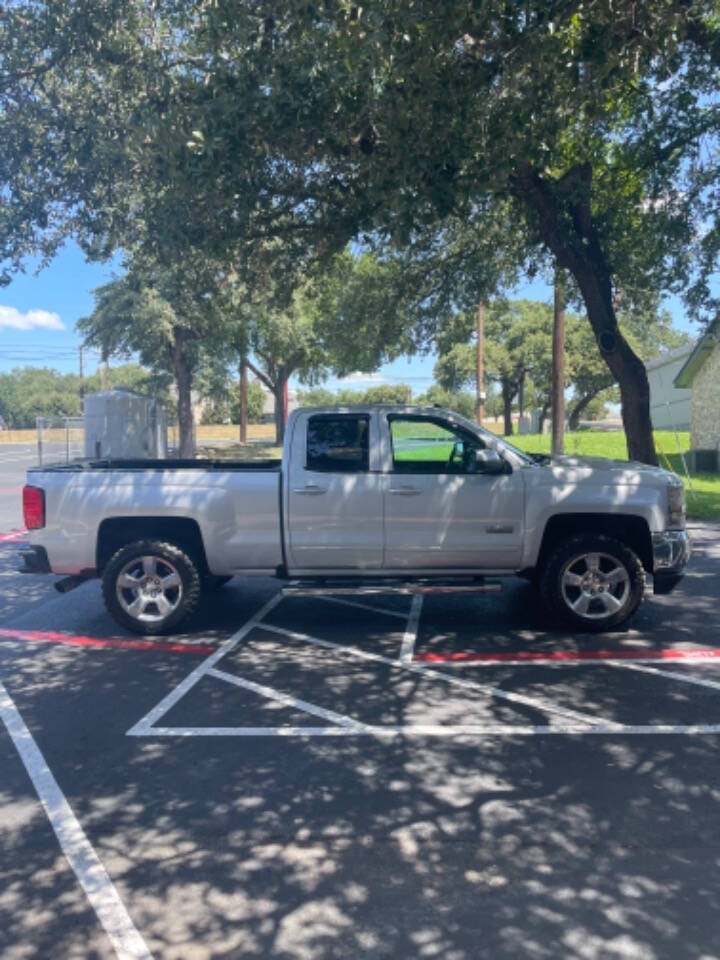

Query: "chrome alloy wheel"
(115, 555), (183, 623)
(559, 551), (630, 621)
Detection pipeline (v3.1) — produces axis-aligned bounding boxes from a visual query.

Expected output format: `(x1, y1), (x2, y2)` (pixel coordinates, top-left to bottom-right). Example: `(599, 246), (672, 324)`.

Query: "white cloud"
(337, 371), (389, 386)
(0, 305), (64, 331)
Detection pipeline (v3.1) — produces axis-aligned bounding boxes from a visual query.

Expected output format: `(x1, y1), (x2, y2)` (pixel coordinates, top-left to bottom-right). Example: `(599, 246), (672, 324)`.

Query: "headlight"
(668, 481), (686, 528)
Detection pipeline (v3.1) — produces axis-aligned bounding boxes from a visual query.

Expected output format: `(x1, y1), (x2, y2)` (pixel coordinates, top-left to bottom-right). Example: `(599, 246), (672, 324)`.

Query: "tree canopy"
(434, 298), (692, 440)
(3, 2), (720, 462)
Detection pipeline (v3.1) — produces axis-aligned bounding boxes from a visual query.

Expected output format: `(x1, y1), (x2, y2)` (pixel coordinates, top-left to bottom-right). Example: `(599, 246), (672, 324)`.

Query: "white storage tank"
(84, 390), (168, 459)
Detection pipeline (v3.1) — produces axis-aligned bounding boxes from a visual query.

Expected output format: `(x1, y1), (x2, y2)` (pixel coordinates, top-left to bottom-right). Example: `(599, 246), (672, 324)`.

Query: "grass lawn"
(510, 430), (720, 522)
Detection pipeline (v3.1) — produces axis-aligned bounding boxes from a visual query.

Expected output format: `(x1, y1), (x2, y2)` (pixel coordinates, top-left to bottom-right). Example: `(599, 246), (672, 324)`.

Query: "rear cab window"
(306, 415), (370, 472)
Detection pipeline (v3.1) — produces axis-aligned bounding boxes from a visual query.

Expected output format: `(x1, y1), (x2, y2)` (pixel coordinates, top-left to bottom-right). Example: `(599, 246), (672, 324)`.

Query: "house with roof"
(647, 344), (693, 431)
(674, 319), (720, 470)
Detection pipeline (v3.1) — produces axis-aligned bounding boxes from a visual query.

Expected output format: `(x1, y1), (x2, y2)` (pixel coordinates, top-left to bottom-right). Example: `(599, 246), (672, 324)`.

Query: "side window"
(389, 416), (484, 474)
(306, 415), (370, 472)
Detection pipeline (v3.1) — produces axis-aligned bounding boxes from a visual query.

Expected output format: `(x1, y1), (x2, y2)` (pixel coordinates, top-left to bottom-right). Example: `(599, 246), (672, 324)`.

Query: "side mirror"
(474, 448), (507, 475)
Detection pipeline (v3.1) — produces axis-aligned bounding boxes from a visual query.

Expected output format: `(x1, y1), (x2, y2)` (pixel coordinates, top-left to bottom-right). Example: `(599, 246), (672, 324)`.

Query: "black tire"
(203, 574), (233, 591)
(102, 539), (202, 635)
(539, 534), (645, 632)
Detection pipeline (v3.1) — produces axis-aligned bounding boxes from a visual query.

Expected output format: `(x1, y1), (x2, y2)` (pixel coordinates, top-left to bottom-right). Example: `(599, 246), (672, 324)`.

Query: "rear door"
(286, 411), (384, 570)
(382, 413), (525, 570)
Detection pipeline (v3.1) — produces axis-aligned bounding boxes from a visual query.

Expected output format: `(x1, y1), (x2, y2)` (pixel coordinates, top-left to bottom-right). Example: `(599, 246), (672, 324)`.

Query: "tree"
(83, 363), (173, 408)
(566, 305), (692, 430)
(0, 367), (81, 428)
(4, 2), (719, 464)
(78, 259), (228, 457)
(297, 383), (415, 408)
(155, 1), (711, 463)
(435, 301), (554, 436)
(296, 387), (338, 408)
(241, 250), (423, 443)
(243, 295), (328, 446)
(198, 378), (265, 426)
(414, 386), (477, 421)
(362, 384), (413, 405)
(435, 297), (691, 441)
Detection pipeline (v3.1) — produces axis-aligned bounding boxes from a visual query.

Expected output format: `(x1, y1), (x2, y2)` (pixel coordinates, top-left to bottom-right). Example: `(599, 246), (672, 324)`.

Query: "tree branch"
(246, 359), (274, 391)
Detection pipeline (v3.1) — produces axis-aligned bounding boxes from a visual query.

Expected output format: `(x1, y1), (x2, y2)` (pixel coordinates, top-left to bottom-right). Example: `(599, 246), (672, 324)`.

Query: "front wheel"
(539, 534), (645, 632)
(102, 539), (202, 635)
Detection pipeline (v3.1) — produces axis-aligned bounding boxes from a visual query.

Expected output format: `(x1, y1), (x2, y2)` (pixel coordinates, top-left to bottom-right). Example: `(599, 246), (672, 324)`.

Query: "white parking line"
(0, 681), (153, 960)
(399, 594), (423, 663)
(413, 655), (720, 668)
(129, 590), (607, 736)
(207, 666), (375, 731)
(0, 452), (37, 463)
(260, 622), (608, 727)
(127, 594), (283, 736)
(315, 595), (409, 621)
(128, 593), (720, 740)
(129, 723), (720, 737)
(609, 660), (720, 692)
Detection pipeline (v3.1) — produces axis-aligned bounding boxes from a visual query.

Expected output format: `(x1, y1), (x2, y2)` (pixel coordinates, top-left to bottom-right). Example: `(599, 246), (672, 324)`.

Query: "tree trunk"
(247, 355), (299, 447)
(239, 356), (248, 444)
(551, 269), (566, 456)
(538, 400), (551, 435)
(502, 381), (514, 436)
(171, 330), (195, 458)
(513, 163), (657, 465)
(568, 390), (602, 431)
(476, 301), (484, 425)
(273, 377), (289, 446)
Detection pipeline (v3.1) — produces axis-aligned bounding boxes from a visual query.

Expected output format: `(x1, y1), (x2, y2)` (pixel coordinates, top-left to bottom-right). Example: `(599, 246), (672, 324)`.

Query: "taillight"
(23, 486), (45, 529)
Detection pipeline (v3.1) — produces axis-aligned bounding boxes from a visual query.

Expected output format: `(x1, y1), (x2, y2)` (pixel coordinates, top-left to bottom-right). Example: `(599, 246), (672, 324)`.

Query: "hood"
(532, 454), (675, 486)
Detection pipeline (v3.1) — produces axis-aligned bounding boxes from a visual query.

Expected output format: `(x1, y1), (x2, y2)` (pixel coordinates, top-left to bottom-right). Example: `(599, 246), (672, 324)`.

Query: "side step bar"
(282, 580), (502, 598)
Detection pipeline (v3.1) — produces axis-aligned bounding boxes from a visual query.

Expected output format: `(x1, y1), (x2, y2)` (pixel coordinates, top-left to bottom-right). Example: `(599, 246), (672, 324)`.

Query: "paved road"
(1, 487), (720, 957)
(0, 444), (36, 532)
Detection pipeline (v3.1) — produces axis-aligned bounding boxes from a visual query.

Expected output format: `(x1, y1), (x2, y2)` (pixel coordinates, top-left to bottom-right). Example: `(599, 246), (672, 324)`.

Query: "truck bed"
(25, 460), (284, 575)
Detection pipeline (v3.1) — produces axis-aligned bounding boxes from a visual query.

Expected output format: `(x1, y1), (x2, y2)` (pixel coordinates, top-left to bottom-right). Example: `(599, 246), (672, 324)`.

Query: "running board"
(282, 580), (502, 598)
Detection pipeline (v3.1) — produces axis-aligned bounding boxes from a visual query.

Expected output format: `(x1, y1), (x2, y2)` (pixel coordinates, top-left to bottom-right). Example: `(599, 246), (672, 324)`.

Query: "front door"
(286, 411), (384, 570)
(382, 414), (525, 570)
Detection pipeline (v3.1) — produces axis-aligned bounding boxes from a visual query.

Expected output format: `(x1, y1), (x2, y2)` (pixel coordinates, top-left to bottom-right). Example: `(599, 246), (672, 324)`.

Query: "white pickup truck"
(20, 404), (689, 635)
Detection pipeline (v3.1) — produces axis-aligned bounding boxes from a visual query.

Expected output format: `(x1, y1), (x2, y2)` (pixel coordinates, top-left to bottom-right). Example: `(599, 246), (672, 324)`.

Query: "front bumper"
(652, 530), (690, 595)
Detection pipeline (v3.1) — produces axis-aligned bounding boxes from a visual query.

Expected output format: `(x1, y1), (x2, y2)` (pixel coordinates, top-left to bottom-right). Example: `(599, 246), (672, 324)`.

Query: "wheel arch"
(535, 513), (653, 574)
(97, 516), (209, 575)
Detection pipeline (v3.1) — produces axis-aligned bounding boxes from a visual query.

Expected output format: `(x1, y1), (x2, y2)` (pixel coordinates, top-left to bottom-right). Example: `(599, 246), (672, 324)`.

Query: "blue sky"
(0, 241), (699, 394)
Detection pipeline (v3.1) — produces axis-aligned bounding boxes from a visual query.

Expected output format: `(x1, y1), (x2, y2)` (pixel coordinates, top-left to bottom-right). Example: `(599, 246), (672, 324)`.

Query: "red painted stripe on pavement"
(0, 528), (28, 542)
(415, 648), (720, 664)
(0, 628), (215, 656)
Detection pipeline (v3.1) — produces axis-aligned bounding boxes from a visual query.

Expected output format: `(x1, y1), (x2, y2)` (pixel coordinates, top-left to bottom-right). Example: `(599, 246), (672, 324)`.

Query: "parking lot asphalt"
(0, 443), (36, 535)
(1, 476), (720, 958)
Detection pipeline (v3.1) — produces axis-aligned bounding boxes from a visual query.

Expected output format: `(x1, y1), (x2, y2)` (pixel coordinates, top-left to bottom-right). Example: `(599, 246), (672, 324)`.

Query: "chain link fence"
(36, 416), (85, 466)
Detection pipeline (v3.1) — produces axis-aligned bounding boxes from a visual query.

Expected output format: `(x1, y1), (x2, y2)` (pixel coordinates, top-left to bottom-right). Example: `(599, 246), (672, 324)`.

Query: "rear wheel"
(539, 534), (645, 632)
(102, 539), (202, 635)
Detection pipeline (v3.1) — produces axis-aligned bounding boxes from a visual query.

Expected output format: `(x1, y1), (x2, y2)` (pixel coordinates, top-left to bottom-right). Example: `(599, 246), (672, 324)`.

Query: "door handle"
(292, 484), (328, 495)
(389, 486), (422, 496)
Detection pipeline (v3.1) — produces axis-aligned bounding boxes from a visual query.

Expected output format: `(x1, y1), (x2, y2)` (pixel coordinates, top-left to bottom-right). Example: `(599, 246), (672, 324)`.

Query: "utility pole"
(476, 301), (485, 425)
(78, 347), (84, 400)
(551, 268), (566, 456)
(101, 351), (110, 391)
(239, 355), (248, 444)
